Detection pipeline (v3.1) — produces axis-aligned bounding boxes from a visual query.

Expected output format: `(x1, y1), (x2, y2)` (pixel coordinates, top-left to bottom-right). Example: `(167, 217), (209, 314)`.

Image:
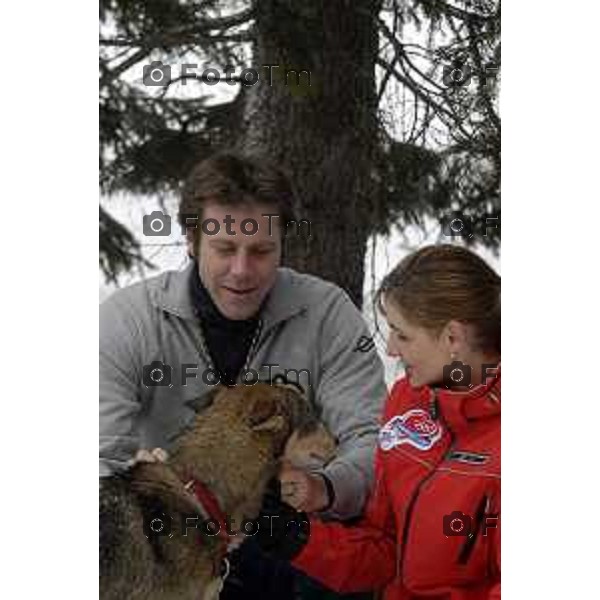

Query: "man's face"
(189, 202), (282, 320)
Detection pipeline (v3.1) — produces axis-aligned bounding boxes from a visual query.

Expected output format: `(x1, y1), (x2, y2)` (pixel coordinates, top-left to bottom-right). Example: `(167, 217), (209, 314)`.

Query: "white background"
(0, 2), (598, 598)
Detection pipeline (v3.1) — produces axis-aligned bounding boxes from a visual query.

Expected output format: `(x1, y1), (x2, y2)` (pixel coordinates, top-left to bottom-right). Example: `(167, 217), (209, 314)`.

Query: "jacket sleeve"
(313, 289), (388, 519)
(99, 292), (145, 477)
(292, 440), (397, 593)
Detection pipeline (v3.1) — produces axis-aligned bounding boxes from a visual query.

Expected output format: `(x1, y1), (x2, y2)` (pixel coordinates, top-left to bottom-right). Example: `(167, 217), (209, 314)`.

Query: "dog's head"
(186, 383), (336, 467)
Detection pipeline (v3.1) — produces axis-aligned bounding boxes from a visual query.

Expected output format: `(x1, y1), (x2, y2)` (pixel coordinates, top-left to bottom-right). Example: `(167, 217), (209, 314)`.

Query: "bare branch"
(378, 18), (446, 95)
(99, 7), (255, 88)
(375, 56), (470, 139)
(433, 1), (497, 24)
(464, 20), (501, 133)
(101, 47), (152, 88)
(377, 55), (399, 104)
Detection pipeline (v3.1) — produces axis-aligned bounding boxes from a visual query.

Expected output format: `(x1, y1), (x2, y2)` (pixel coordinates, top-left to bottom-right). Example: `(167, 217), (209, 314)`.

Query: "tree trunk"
(238, 0), (382, 308)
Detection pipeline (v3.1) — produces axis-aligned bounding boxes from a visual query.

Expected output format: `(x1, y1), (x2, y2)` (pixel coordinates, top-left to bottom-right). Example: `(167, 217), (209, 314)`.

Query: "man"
(99, 153), (387, 599)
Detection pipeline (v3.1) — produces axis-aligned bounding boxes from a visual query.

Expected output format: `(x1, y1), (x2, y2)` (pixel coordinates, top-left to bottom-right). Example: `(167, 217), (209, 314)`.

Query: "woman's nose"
(386, 336), (401, 358)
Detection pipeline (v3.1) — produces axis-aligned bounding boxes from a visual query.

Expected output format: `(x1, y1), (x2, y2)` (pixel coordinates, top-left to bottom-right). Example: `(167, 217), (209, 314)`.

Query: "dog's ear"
(247, 393), (287, 433)
(185, 386), (222, 414)
(273, 383), (318, 433)
(252, 414), (287, 433)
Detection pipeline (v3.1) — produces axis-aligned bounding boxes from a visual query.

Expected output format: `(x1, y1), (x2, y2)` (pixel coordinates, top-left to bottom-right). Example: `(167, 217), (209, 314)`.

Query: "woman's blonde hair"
(376, 244), (500, 353)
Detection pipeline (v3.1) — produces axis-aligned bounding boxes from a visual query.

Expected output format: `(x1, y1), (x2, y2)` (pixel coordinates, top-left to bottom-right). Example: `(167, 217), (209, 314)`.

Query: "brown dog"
(100, 383), (336, 600)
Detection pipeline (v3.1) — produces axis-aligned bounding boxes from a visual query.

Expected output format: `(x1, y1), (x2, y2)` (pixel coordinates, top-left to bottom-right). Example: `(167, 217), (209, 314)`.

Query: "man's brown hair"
(178, 152), (296, 247)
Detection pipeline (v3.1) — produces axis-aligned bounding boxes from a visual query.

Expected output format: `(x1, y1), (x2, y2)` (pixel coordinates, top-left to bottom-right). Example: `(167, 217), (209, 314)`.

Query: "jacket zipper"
(397, 458), (440, 581)
(192, 319), (265, 382)
(398, 391), (457, 582)
(457, 494), (488, 565)
(242, 319), (264, 372)
(191, 322), (216, 374)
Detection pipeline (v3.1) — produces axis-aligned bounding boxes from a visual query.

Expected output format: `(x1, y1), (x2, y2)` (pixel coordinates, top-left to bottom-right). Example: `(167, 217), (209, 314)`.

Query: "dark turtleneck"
(189, 262), (261, 386)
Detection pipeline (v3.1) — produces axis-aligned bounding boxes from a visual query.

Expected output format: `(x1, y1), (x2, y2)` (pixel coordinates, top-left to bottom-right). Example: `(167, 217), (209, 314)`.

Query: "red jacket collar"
(432, 364), (501, 432)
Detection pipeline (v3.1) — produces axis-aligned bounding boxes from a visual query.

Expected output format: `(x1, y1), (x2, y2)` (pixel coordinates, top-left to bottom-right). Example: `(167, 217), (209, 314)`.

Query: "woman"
(262, 244), (501, 600)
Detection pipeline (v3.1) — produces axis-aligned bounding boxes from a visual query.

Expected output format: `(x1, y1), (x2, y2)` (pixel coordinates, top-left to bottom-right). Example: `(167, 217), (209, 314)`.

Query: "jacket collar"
(150, 261), (307, 332)
(431, 364), (501, 433)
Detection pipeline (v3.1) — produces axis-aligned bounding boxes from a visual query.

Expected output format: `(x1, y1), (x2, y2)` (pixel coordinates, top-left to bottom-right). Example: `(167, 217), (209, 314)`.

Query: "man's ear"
(185, 228), (197, 258)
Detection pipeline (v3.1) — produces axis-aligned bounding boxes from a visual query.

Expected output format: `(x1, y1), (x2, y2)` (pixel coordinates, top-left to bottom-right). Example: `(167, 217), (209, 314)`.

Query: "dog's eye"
(309, 452), (327, 462)
(307, 452), (332, 468)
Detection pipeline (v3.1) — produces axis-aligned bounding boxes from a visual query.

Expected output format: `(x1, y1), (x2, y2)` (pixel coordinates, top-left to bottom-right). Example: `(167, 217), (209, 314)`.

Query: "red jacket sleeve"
(292, 440), (397, 592)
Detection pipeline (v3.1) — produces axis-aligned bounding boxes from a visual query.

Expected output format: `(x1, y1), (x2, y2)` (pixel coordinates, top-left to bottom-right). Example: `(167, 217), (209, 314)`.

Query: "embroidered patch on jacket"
(447, 450), (490, 465)
(379, 409), (442, 452)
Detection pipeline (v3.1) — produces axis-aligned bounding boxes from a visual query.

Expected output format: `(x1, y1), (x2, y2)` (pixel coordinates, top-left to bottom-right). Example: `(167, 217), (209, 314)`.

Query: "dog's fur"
(100, 383), (336, 600)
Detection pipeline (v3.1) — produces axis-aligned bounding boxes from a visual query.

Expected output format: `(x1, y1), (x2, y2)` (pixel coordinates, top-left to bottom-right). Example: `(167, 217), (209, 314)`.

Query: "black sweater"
(189, 263), (260, 386)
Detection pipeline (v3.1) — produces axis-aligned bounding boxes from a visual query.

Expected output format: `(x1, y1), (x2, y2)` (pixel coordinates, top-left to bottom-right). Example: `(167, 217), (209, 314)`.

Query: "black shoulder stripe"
(447, 450), (489, 465)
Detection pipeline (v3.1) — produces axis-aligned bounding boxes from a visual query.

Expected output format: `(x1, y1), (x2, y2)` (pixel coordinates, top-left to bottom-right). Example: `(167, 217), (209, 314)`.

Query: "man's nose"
(230, 252), (251, 276)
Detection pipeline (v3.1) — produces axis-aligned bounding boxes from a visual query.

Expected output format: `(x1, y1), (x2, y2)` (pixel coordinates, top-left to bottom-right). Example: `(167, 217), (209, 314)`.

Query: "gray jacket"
(99, 261), (387, 519)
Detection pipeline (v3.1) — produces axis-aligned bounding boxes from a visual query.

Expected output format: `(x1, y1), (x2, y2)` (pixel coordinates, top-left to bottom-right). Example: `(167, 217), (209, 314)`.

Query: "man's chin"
(217, 300), (261, 321)
(223, 309), (258, 321)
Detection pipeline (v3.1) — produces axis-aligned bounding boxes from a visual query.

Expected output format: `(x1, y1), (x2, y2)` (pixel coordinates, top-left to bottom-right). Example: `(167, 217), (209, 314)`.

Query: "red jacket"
(294, 368), (501, 599)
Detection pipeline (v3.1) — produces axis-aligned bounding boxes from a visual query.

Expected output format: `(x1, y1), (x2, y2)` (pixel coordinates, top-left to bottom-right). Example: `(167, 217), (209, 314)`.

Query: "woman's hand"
(279, 462), (330, 513)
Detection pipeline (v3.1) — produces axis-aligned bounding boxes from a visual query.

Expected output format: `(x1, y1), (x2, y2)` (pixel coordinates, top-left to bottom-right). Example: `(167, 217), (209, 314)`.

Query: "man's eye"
(253, 247), (274, 256)
(217, 247), (235, 255)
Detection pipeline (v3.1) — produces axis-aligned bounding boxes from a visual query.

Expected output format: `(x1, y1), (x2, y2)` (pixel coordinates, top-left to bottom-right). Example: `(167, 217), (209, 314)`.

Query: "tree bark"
(237, 0), (382, 308)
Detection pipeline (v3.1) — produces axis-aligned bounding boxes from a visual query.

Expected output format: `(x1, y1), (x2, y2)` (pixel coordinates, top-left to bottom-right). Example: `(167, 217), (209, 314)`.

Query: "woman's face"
(383, 300), (450, 388)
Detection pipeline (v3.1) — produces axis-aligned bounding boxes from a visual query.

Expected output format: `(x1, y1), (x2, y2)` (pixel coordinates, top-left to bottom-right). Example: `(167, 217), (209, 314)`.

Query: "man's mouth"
(222, 286), (257, 296)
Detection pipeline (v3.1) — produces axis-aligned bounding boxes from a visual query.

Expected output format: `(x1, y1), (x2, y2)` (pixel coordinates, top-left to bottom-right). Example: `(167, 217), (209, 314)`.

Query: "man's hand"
(255, 478), (310, 561)
(279, 462), (331, 513)
(133, 447), (169, 464)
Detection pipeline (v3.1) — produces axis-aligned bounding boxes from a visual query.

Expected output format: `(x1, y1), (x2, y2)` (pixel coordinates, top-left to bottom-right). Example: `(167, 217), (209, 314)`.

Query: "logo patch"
(353, 335), (375, 353)
(379, 409), (442, 451)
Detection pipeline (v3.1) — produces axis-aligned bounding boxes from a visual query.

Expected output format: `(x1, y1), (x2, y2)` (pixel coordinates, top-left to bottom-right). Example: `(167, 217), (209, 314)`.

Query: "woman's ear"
(440, 320), (470, 357)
